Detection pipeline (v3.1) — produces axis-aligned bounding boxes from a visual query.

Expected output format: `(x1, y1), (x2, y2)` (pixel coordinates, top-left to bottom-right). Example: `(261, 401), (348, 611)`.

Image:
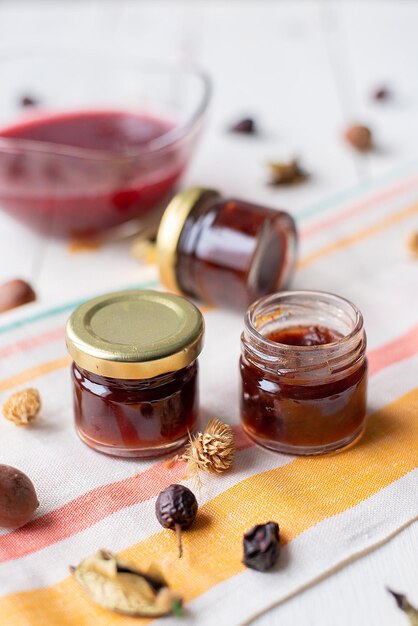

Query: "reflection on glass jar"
(157, 188), (297, 310)
(66, 289), (204, 458)
(240, 291), (368, 455)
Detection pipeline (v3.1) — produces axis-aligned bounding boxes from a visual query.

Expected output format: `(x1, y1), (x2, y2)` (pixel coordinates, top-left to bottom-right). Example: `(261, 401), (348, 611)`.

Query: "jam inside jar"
(66, 289), (204, 458)
(240, 291), (368, 455)
(157, 188), (297, 310)
(72, 361), (198, 457)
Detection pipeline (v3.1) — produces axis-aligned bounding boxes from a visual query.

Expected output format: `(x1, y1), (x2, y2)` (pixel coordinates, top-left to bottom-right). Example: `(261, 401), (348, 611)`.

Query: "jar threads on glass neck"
(240, 290), (368, 455)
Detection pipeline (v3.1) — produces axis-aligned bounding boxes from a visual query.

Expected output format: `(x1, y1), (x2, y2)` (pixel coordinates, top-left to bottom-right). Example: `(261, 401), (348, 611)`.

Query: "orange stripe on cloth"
(0, 321), (417, 562)
(0, 427), (252, 563)
(298, 201), (418, 270)
(0, 356), (70, 393)
(300, 173), (418, 239)
(1, 387), (417, 626)
(368, 322), (418, 376)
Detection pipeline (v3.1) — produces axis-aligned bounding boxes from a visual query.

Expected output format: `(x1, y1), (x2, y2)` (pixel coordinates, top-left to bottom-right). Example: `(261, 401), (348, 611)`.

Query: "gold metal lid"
(65, 290), (204, 379)
(156, 187), (220, 292)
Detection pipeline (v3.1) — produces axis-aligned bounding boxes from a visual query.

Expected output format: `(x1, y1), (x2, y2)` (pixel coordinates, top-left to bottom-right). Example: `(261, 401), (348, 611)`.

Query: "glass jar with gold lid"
(157, 187), (297, 310)
(65, 289), (204, 457)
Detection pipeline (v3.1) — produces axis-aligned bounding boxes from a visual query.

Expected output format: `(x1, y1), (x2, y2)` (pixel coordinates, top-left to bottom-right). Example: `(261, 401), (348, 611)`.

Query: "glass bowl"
(0, 52), (211, 237)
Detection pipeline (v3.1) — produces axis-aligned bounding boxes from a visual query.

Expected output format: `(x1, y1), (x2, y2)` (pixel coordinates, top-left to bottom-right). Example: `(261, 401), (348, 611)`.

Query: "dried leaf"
(387, 589), (418, 626)
(71, 549), (182, 617)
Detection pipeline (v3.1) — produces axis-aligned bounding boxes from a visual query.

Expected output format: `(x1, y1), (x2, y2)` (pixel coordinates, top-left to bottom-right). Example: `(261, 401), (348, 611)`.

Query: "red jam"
(157, 190), (297, 310)
(0, 110), (184, 236)
(240, 292), (368, 455)
(266, 325), (342, 346)
(66, 289), (204, 458)
(72, 362), (198, 457)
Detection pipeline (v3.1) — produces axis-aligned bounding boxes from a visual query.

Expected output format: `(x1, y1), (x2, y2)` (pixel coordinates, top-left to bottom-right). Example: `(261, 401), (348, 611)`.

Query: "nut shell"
(344, 125), (373, 151)
(0, 279), (36, 313)
(155, 484), (198, 530)
(0, 464), (39, 528)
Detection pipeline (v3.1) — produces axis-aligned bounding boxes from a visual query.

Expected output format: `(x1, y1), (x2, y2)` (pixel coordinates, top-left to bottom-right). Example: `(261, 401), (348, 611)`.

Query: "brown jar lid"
(65, 289), (204, 379)
(156, 187), (220, 293)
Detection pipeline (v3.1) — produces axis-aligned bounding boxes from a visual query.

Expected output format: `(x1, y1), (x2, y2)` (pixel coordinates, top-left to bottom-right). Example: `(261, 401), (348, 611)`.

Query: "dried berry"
(3, 388), (41, 426)
(156, 484), (198, 557)
(387, 589), (418, 626)
(229, 117), (256, 134)
(0, 464), (39, 528)
(243, 521), (280, 572)
(0, 279), (36, 313)
(373, 86), (391, 102)
(71, 550), (182, 617)
(20, 95), (38, 107)
(268, 159), (307, 185)
(344, 124), (373, 151)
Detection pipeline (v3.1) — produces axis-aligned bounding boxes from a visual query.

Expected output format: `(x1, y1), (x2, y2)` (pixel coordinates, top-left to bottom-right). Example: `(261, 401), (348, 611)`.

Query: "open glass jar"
(65, 290), (204, 457)
(157, 188), (297, 309)
(240, 291), (368, 455)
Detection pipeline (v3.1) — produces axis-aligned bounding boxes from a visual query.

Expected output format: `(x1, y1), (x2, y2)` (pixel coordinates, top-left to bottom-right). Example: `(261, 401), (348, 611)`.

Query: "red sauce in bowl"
(0, 110), (185, 236)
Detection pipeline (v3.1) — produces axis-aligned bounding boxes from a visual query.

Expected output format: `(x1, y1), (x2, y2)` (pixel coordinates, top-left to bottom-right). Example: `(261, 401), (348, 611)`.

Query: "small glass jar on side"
(240, 291), (368, 455)
(157, 188), (297, 310)
(66, 290), (204, 458)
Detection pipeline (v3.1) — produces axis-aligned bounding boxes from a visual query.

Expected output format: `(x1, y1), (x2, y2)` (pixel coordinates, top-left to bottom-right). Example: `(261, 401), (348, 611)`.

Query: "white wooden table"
(0, 2), (417, 624)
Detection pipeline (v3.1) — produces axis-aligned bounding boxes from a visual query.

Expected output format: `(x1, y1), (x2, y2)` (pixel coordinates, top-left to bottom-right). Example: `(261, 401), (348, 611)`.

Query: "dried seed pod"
(71, 550), (182, 617)
(387, 589), (418, 626)
(179, 418), (235, 483)
(0, 279), (36, 313)
(0, 464), (39, 528)
(243, 521), (280, 572)
(344, 124), (373, 151)
(20, 95), (38, 107)
(156, 484), (198, 558)
(3, 388), (41, 426)
(372, 86), (391, 102)
(268, 159), (307, 185)
(229, 117), (256, 134)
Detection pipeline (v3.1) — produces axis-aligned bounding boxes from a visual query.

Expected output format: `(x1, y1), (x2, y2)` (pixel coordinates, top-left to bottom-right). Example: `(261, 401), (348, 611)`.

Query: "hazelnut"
(0, 279), (36, 313)
(3, 388), (41, 426)
(0, 464), (39, 528)
(344, 125), (373, 151)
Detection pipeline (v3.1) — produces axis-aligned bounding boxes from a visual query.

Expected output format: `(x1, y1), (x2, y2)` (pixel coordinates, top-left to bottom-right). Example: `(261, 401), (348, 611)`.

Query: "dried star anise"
(268, 159), (307, 185)
(243, 521), (280, 572)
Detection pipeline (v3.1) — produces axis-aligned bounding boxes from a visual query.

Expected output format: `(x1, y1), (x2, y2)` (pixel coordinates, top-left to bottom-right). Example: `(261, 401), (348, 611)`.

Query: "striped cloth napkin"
(0, 168), (417, 626)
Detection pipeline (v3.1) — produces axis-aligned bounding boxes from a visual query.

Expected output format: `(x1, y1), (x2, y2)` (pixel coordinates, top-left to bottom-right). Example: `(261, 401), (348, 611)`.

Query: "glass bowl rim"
(0, 50), (212, 162)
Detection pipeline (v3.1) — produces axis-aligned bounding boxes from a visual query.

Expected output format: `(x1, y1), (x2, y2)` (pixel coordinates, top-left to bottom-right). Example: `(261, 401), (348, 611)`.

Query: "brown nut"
(0, 279), (36, 313)
(0, 464), (39, 528)
(344, 125), (373, 151)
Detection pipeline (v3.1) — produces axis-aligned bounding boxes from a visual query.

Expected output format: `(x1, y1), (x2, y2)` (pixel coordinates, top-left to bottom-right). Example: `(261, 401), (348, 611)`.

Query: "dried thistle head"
(3, 388), (41, 426)
(179, 419), (235, 483)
